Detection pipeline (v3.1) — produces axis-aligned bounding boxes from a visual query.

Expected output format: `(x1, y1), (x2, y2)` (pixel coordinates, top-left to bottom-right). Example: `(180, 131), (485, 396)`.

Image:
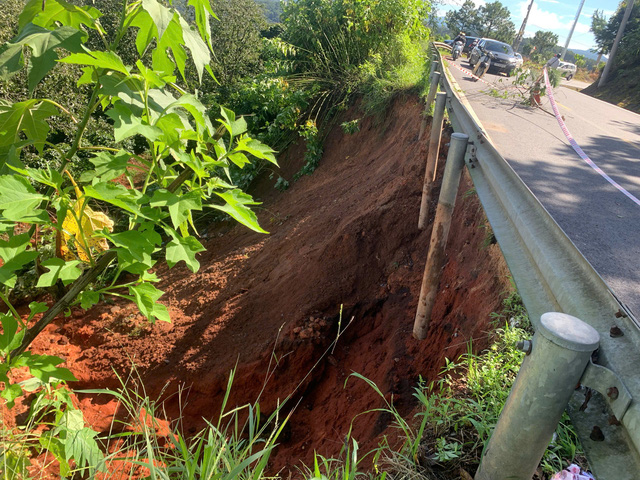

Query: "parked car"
(468, 38), (518, 76)
(557, 61), (577, 80)
(514, 53), (523, 67)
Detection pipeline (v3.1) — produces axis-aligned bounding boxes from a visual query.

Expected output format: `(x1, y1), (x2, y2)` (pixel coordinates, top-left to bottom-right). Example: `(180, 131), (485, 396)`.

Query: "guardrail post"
(418, 70), (441, 141)
(413, 132), (468, 340)
(475, 312), (600, 480)
(418, 92), (447, 230)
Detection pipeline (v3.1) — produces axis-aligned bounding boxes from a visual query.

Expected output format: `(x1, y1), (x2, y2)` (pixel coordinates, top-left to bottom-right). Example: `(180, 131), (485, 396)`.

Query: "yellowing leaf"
(61, 173), (114, 263)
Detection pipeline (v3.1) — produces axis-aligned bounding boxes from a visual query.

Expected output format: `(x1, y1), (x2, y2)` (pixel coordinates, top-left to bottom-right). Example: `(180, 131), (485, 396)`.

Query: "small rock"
(327, 355), (338, 366)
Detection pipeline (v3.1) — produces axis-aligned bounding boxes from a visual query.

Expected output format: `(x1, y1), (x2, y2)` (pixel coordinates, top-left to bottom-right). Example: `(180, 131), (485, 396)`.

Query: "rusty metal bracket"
(580, 359), (633, 421)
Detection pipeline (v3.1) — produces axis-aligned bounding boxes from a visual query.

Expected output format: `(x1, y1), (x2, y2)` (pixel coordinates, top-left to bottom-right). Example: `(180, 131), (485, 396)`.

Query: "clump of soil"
(16, 94), (510, 474)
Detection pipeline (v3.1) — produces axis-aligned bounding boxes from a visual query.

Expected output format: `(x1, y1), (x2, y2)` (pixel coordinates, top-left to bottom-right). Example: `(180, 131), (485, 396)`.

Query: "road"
(444, 57), (640, 317)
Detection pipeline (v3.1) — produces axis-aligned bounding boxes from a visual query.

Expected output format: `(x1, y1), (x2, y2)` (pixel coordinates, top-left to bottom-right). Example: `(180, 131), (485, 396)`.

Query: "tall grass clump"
(281, 0), (431, 120)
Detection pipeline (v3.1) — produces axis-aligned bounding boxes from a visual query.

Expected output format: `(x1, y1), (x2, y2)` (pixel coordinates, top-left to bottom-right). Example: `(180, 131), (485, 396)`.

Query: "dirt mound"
(25, 94), (510, 473)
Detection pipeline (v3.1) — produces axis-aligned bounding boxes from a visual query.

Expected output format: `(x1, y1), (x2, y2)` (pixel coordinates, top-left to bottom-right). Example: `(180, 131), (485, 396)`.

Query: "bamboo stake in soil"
(413, 132), (469, 340)
(418, 92), (447, 230)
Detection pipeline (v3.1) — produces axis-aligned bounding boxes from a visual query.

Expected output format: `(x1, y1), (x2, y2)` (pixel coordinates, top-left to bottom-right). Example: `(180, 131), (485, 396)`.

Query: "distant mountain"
(569, 49), (607, 62)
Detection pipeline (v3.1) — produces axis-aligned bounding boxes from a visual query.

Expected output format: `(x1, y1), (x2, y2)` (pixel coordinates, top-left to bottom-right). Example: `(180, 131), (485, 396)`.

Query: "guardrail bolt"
(607, 386), (619, 400)
(590, 426), (605, 442)
(614, 309), (627, 318)
(610, 325), (624, 337)
(516, 339), (532, 355)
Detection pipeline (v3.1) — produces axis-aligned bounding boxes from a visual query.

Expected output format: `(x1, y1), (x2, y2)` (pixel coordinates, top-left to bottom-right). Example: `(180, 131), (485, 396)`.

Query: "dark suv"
(468, 38), (518, 76)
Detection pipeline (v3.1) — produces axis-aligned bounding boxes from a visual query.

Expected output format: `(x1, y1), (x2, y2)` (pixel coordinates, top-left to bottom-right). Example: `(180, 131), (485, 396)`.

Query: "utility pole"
(513, 0), (534, 53)
(599, 0), (636, 87)
(561, 0), (587, 60)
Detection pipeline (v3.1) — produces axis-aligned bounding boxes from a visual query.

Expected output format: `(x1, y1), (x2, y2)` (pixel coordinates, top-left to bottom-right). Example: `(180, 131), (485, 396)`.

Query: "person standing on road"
(546, 53), (561, 70)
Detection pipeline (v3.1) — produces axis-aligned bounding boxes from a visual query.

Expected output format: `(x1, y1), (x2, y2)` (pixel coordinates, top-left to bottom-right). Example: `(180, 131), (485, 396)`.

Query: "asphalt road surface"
(445, 56), (640, 318)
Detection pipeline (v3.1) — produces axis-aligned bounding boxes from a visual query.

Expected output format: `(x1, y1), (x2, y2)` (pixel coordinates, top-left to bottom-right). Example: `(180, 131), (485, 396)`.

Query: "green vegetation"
(0, 0), (277, 467)
(445, 0), (516, 43)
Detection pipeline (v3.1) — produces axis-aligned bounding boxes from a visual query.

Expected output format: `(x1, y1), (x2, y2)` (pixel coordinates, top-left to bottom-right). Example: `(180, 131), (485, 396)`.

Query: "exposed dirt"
(7, 94), (511, 475)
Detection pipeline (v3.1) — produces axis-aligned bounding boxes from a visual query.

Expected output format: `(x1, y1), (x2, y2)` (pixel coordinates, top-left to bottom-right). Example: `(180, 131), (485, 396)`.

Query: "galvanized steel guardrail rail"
(430, 42), (640, 479)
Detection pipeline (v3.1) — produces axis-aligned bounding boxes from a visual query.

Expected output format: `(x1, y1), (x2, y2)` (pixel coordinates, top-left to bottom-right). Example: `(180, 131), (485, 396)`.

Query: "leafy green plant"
(1, 381), (104, 478)
(0, 0), (276, 415)
(341, 119), (360, 135)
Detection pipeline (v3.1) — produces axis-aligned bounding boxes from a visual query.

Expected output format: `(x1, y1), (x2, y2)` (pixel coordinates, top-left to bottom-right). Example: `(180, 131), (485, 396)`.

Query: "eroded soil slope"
(27, 95), (511, 471)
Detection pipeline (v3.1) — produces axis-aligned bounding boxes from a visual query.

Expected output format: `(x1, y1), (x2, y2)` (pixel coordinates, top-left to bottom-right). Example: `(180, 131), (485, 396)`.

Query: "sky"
(437, 0), (624, 51)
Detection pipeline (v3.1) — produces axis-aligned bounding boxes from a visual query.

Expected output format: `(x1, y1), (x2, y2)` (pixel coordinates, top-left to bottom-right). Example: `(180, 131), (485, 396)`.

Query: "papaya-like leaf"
(105, 103), (162, 142)
(150, 189), (202, 230)
(0, 99), (59, 153)
(19, 0), (101, 32)
(36, 258), (82, 287)
(129, 283), (170, 323)
(211, 189), (267, 234)
(0, 175), (48, 222)
(166, 233), (205, 273)
(59, 51), (130, 76)
(141, 0), (175, 41)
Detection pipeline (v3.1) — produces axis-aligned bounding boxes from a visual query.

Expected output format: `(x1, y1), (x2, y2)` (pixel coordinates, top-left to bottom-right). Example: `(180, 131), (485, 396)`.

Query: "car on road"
(469, 38), (518, 76)
(514, 53), (523, 67)
(557, 61), (577, 81)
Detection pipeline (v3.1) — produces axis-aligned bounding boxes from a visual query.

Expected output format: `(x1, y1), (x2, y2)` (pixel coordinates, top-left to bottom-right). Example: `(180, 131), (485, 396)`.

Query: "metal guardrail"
(430, 42), (640, 479)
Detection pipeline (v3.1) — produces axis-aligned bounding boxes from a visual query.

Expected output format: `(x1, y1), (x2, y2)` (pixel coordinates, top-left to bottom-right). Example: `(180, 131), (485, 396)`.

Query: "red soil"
(7, 94), (511, 475)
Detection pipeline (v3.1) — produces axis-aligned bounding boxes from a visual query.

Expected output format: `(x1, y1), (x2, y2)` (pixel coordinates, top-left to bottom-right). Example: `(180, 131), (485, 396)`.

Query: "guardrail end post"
(475, 312), (600, 480)
(413, 132), (468, 340)
(418, 92), (448, 230)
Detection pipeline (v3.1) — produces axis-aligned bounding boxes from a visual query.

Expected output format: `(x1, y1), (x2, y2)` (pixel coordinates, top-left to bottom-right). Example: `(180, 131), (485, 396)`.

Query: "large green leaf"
(19, 0), (101, 31)
(234, 137), (278, 165)
(12, 352), (77, 383)
(64, 428), (103, 473)
(102, 226), (160, 268)
(0, 175), (48, 222)
(0, 251), (39, 288)
(211, 189), (267, 234)
(141, 0), (175, 41)
(149, 190), (202, 230)
(0, 100), (59, 153)
(166, 234), (205, 273)
(188, 0), (216, 50)
(177, 16), (209, 83)
(129, 283), (170, 323)
(59, 51), (131, 76)
(36, 258), (82, 287)
(83, 182), (149, 218)
(0, 233), (32, 263)
(105, 103), (162, 142)
(0, 313), (24, 354)
(80, 150), (133, 183)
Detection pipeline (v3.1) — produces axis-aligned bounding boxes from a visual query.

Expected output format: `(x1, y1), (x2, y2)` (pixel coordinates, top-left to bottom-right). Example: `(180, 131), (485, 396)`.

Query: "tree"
(574, 53), (586, 68)
(255, 0), (283, 23)
(474, 1), (516, 43)
(445, 0), (478, 36)
(445, 0), (515, 42)
(527, 30), (559, 61)
(591, 9), (612, 67)
(207, 0), (268, 86)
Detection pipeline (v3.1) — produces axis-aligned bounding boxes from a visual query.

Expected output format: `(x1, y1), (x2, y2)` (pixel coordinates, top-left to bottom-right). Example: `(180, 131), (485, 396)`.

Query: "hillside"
(8, 95), (511, 475)
(583, 64), (640, 114)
